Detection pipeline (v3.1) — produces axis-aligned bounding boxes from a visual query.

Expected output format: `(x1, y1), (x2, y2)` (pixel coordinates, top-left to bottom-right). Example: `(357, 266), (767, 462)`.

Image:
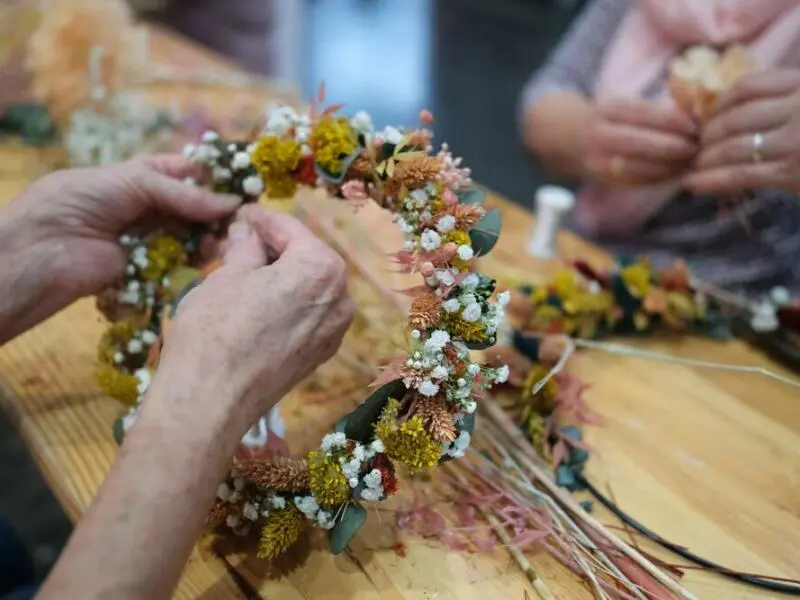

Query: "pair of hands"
(7, 155), (354, 442)
(585, 69), (800, 195)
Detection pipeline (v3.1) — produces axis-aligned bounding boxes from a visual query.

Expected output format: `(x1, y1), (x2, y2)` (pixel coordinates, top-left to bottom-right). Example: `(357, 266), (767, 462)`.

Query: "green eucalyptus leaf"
(456, 187), (486, 206)
(334, 415), (349, 434)
(112, 417), (125, 446)
(466, 335), (497, 350)
(344, 379), (406, 442)
(469, 209), (501, 256)
(512, 330), (540, 361)
(314, 150), (361, 184)
(329, 503), (367, 554)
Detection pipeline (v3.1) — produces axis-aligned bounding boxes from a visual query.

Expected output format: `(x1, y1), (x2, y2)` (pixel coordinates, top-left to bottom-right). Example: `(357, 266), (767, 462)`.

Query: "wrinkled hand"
(149, 206), (356, 438)
(7, 154), (239, 304)
(686, 69), (800, 195)
(585, 99), (698, 186)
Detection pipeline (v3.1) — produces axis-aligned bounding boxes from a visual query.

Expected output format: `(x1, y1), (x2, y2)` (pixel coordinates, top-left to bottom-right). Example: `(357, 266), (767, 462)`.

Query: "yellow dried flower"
(309, 116), (357, 175)
(529, 286), (548, 305)
(265, 173), (298, 199)
(374, 398), (401, 441)
(526, 412), (548, 457)
(96, 363), (139, 405)
(621, 263), (651, 298)
(98, 321), (135, 363)
(257, 504), (306, 560)
(252, 135), (302, 178)
(521, 365), (558, 416)
(382, 415), (441, 475)
(308, 450), (350, 507)
(442, 311), (488, 344)
(442, 229), (470, 247)
(552, 270), (579, 299)
(141, 235), (186, 282)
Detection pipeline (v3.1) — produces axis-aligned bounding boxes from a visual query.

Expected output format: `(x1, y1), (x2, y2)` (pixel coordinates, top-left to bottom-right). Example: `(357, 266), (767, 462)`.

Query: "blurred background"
(0, 0), (586, 582)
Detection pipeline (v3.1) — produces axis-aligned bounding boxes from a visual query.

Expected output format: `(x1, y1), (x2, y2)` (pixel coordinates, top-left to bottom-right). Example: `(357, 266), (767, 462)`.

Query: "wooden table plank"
(0, 25), (797, 599)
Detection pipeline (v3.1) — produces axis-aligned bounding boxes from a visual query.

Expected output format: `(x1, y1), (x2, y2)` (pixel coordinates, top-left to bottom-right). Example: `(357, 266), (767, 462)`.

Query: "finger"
(715, 70), (800, 113)
(684, 162), (787, 195)
(138, 154), (206, 181)
(590, 121), (697, 162)
(598, 99), (697, 135)
(238, 204), (323, 258)
(702, 98), (789, 146)
(222, 221), (267, 271)
(695, 129), (784, 170)
(586, 154), (687, 186)
(131, 166), (241, 222)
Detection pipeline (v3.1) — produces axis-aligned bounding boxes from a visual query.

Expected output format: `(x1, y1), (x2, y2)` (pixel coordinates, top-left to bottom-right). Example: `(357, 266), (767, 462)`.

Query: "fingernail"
(214, 193), (243, 208)
(228, 221), (252, 242)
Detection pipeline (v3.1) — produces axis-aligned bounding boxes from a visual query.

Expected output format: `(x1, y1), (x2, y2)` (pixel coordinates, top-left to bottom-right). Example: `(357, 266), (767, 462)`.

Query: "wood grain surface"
(0, 26), (797, 600)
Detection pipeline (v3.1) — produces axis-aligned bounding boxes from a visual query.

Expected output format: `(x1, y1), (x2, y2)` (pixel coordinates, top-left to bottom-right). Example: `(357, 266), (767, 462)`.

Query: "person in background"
(0, 155), (354, 599)
(521, 0), (800, 296)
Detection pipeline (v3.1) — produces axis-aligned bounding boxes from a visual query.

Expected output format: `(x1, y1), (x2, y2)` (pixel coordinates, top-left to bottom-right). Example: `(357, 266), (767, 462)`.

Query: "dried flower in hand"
(257, 504), (306, 559)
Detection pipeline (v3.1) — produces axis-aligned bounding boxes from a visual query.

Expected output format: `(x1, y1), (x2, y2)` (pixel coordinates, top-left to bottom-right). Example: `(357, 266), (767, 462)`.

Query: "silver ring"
(752, 132), (764, 164)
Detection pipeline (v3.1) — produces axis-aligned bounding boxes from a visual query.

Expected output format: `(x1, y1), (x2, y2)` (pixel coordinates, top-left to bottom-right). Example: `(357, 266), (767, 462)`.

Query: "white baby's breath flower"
(410, 188), (428, 207)
(182, 144), (196, 158)
(420, 229), (442, 251)
(410, 329), (421, 339)
(270, 496), (286, 509)
(432, 365), (449, 379)
(141, 330), (158, 345)
(349, 478), (359, 489)
(436, 215), (456, 233)
(370, 439), (385, 453)
(134, 368), (151, 395)
(464, 400), (477, 414)
(442, 298), (460, 313)
(360, 488), (381, 502)
(497, 290), (511, 306)
(242, 503), (259, 521)
(468, 363), (481, 376)
(127, 339), (143, 354)
(462, 274), (479, 289)
(403, 240), (415, 252)
(212, 166), (232, 182)
(350, 110), (374, 134)
(242, 175), (264, 196)
(383, 126), (403, 144)
(321, 432), (347, 452)
(201, 131), (219, 143)
(418, 379), (440, 397)
(217, 483), (232, 502)
(113, 351), (125, 364)
(457, 245), (474, 261)
(494, 365), (509, 384)
(231, 151), (251, 170)
(462, 302), (482, 323)
(364, 469), (382, 489)
(425, 330), (450, 352)
(436, 270), (455, 287)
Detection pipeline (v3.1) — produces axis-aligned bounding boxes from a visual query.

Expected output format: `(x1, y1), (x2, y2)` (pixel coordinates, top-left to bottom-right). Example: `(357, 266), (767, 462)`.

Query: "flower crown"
(95, 100), (507, 559)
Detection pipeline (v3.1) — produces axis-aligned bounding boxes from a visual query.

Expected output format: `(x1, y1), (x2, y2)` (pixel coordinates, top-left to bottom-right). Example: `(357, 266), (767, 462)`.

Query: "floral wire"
(578, 475), (800, 596)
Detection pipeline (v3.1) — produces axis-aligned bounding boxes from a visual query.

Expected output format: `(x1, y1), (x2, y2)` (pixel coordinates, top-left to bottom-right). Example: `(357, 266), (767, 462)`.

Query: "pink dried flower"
(436, 143), (472, 191)
(442, 188), (458, 207)
(420, 261), (435, 277)
(341, 180), (369, 212)
(419, 109), (434, 124)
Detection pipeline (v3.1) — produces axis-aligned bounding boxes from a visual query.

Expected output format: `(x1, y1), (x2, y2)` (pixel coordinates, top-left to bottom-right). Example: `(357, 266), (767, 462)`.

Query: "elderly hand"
(687, 69), (800, 195)
(143, 206), (356, 441)
(585, 99), (699, 186)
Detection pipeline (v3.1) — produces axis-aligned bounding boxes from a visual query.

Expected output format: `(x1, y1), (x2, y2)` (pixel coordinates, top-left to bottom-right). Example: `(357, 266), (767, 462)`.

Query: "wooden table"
(1, 27), (798, 600)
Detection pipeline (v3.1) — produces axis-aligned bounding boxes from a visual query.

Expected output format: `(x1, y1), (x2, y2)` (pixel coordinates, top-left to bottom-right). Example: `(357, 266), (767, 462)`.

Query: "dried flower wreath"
(94, 99), (509, 559)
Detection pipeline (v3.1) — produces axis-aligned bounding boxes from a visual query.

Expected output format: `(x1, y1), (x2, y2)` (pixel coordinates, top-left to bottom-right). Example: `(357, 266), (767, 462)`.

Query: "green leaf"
(334, 415), (349, 434)
(165, 267), (200, 300)
(456, 187), (486, 206)
(469, 209), (501, 256)
(329, 503), (367, 554)
(344, 379), (406, 442)
(314, 150), (361, 184)
(466, 335), (497, 350)
(112, 417), (125, 446)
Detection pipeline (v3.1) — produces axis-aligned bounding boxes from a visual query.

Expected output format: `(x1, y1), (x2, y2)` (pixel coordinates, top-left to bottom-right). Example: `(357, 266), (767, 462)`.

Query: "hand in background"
(585, 99), (699, 186)
(686, 69), (800, 195)
(148, 206), (355, 441)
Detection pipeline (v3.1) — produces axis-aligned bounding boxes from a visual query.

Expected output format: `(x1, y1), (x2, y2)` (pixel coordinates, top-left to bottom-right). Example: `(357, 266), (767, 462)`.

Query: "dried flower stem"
(478, 396), (697, 600)
(445, 465), (556, 600)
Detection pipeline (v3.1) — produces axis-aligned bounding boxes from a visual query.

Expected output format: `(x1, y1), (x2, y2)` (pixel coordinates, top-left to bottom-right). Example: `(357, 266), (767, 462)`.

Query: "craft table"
(0, 26), (797, 600)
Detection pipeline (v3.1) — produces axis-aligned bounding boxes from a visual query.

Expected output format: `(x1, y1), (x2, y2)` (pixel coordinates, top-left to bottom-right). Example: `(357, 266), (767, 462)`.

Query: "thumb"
(222, 221), (267, 271)
(133, 165), (241, 222)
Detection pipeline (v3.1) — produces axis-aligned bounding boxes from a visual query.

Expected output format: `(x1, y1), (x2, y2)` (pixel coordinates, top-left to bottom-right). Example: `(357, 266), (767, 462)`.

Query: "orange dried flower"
(409, 295), (442, 331)
(450, 203), (485, 230)
(207, 500), (233, 527)
(386, 156), (442, 196)
(236, 456), (310, 492)
(415, 396), (456, 443)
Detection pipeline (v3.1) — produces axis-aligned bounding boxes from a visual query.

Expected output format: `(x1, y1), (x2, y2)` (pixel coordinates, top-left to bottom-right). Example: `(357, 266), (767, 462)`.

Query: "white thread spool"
(527, 185), (575, 259)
